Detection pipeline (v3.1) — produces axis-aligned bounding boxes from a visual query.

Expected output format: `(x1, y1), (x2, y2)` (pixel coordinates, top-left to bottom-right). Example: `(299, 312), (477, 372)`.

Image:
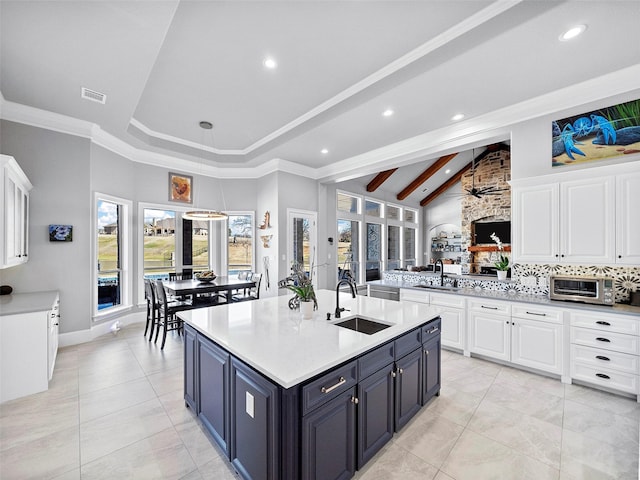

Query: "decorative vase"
(300, 300), (314, 319)
(496, 270), (507, 281)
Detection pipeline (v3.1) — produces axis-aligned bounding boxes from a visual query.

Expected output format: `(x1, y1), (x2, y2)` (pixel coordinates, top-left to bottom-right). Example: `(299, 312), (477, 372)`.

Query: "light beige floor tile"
(355, 442), (439, 480)
(393, 411), (465, 468)
(0, 392), (79, 451)
(148, 365), (185, 397)
(484, 379), (564, 426)
(0, 425), (79, 480)
(467, 399), (562, 468)
(195, 455), (239, 480)
(179, 469), (204, 480)
(78, 354), (147, 395)
(80, 427), (196, 479)
(441, 430), (559, 480)
(564, 382), (640, 421)
(433, 471), (455, 480)
(423, 385), (483, 427)
(158, 389), (200, 427)
(496, 365), (565, 397)
(51, 468), (81, 480)
(79, 398), (173, 464)
(442, 369), (496, 396)
(79, 377), (157, 423)
(175, 421), (221, 468)
(563, 398), (639, 447)
(561, 428), (639, 480)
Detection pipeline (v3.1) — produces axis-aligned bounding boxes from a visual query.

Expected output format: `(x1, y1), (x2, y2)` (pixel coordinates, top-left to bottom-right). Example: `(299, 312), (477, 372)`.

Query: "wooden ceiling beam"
(420, 161), (473, 207)
(366, 168), (398, 192)
(396, 153), (457, 201)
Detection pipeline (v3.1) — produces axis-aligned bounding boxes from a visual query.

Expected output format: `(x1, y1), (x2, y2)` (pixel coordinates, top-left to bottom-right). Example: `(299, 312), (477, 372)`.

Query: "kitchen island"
(179, 289), (442, 480)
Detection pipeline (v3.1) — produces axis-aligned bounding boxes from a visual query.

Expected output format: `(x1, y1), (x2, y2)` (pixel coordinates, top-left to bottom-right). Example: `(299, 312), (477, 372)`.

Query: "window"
(228, 213), (254, 275)
(365, 199), (383, 217)
(404, 208), (417, 223)
(337, 193), (360, 214)
(143, 208), (176, 280)
(387, 225), (401, 270)
(186, 219), (209, 273)
(337, 219), (360, 283)
(404, 227), (417, 266)
(96, 193), (130, 316)
(366, 222), (382, 280)
(387, 205), (401, 221)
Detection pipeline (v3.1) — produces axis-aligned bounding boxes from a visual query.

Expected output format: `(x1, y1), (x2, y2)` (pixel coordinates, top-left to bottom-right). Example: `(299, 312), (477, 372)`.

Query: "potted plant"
(280, 261), (318, 318)
(490, 232), (509, 280)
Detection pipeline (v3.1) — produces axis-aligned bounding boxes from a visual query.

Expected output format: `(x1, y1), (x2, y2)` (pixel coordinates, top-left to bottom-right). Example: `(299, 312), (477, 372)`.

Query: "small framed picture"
(168, 172), (193, 204)
(49, 224), (73, 242)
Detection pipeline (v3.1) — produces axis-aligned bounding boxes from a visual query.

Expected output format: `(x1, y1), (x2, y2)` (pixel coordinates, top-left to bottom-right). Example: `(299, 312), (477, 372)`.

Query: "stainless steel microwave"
(549, 275), (615, 305)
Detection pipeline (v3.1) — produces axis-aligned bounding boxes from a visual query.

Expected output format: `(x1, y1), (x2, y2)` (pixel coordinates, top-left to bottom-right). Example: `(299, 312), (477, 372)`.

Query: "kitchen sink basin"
(334, 316), (391, 335)
(414, 284), (459, 292)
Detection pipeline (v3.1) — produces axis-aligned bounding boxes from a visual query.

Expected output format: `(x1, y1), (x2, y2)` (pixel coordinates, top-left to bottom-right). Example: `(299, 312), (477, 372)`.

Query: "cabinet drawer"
(468, 299), (510, 316)
(358, 342), (395, 380)
(571, 327), (639, 355)
(430, 293), (465, 309)
(421, 318), (442, 344)
(570, 312), (639, 336)
(400, 290), (429, 304)
(571, 344), (639, 375)
(512, 305), (563, 324)
(302, 360), (357, 415)
(394, 327), (422, 359)
(571, 362), (638, 394)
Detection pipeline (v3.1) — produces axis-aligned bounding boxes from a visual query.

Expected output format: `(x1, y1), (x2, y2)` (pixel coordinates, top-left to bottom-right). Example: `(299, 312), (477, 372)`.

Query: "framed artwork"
(49, 224), (72, 242)
(552, 98), (640, 167)
(168, 172), (193, 204)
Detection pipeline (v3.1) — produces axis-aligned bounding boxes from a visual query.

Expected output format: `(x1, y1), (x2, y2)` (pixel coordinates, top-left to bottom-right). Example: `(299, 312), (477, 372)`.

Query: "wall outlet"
(522, 276), (537, 287)
(538, 276), (548, 287)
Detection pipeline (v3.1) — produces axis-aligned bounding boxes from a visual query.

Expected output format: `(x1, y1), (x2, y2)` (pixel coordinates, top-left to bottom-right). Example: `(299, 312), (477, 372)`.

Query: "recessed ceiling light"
(321, 148), (329, 154)
(451, 113), (465, 121)
(382, 109), (394, 117)
(263, 57), (277, 69)
(445, 169), (451, 174)
(560, 25), (587, 41)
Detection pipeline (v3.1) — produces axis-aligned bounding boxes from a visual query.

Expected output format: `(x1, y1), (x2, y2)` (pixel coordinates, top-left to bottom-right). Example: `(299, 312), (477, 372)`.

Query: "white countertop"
(0, 291), (59, 316)
(179, 289), (441, 389)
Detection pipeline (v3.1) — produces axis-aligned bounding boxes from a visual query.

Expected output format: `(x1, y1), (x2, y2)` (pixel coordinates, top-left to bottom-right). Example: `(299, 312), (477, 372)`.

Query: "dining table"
(163, 276), (256, 306)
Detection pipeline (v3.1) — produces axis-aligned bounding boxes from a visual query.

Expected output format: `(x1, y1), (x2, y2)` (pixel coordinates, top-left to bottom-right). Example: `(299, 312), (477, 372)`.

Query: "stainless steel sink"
(333, 316), (391, 335)
(413, 284), (459, 292)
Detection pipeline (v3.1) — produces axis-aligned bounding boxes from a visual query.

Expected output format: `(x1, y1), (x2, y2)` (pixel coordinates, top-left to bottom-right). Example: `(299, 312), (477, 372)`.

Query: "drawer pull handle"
(595, 373), (610, 380)
(596, 337), (611, 343)
(350, 396), (359, 404)
(526, 311), (546, 316)
(595, 355), (610, 361)
(481, 305), (498, 310)
(321, 376), (346, 394)
(596, 321), (611, 326)
(428, 327), (439, 334)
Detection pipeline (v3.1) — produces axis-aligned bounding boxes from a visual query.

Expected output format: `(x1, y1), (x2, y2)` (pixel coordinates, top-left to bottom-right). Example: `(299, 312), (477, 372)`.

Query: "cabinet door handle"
(595, 373), (610, 380)
(398, 368), (404, 375)
(424, 349), (429, 356)
(390, 371), (396, 378)
(595, 355), (610, 361)
(321, 376), (346, 394)
(428, 326), (439, 334)
(596, 321), (611, 326)
(350, 396), (359, 404)
(481, 305), (498, 310)
(526, 311), (546, 317)
(596, 337), (611, 343)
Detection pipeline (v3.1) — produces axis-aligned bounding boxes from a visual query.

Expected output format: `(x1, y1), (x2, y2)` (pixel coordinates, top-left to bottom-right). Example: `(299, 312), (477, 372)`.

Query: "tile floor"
(1, 323), (638, 479)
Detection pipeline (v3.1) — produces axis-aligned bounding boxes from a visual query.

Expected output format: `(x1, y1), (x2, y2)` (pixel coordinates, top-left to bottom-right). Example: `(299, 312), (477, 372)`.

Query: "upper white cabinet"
(512, 162), (638, 265)
(1, 155), (32, 269)
(616, 171), (640, 264)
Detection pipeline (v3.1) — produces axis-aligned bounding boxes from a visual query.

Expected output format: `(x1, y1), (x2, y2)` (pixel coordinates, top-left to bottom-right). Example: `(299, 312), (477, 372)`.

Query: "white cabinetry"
(616, 171), (640, 264)
(1, 155), (32, 269)
(469, 299), (511, 361)
(399, 289), (466, 352)
(570, 310), (640, 397)
(0, 292), (59, 403)
(512, 161), (638, 265)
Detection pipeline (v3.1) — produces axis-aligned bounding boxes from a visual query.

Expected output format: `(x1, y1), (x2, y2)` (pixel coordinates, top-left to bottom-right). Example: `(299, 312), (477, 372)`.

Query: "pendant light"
(182, 121), (228, 221)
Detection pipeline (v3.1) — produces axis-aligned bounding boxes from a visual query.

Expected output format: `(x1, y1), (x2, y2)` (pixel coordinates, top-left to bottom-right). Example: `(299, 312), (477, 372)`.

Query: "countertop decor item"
(279, 260), (318, 312)
(490, 232), (509, 279)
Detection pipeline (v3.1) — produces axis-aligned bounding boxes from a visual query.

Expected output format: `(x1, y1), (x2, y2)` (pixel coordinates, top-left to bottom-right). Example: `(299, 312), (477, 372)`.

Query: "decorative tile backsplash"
(382, 263), (640, 303)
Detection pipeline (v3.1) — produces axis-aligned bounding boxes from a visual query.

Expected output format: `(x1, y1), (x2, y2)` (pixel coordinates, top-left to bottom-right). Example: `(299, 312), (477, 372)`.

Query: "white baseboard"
(59, 310), (146, 348)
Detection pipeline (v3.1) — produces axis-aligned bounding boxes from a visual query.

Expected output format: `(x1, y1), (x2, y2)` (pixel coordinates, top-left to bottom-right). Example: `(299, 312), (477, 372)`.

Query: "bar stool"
(143, 279), (159, 339)
(152, 280), (193, 349)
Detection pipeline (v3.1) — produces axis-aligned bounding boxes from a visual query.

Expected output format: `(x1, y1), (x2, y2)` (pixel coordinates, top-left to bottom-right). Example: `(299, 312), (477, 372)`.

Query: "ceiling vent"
(81, 87), (106, 104)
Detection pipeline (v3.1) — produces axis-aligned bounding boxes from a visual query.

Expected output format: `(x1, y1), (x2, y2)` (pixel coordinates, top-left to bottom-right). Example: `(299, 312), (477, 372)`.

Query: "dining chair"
(169, 271), (193, 281)
(152, 280), (193, 349)
(232, 273), (262, 302)
(143, 279), (159, 340)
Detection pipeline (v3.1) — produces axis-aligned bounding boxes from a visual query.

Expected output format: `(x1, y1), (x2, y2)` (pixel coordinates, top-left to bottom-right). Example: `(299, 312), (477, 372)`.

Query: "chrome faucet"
(434, 259), (444, 286)
(335, 278), (357, 318)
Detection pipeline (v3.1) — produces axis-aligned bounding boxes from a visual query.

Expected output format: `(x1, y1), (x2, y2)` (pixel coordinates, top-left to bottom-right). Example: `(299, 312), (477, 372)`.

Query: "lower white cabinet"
(469, 299), (511, 362)
(0, 293), (60, 403)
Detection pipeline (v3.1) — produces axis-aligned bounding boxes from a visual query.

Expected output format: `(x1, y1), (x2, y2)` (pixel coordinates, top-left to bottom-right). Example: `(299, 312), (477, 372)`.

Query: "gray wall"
(1, 120), (91, 334)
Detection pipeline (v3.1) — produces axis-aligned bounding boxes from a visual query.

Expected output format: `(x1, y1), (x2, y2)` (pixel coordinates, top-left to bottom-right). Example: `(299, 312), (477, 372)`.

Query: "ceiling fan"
(459, 146), (510, 198)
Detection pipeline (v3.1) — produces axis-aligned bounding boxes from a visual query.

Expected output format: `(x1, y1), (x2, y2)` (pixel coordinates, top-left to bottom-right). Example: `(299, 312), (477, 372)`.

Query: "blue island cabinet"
(183, 317), (441, 480)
